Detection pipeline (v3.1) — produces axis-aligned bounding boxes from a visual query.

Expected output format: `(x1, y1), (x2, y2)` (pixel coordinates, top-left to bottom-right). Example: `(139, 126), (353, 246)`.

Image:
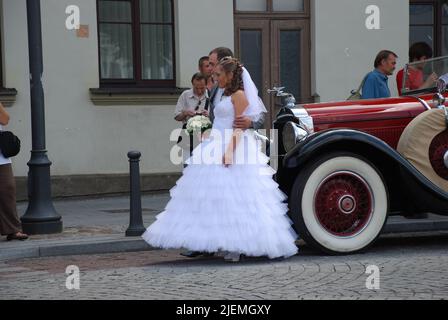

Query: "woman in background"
(0, 103), (28, 241)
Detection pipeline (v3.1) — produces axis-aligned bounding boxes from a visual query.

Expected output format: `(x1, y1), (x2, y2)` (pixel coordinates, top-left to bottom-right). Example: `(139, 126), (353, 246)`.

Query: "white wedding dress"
(142, 95), (298, 259)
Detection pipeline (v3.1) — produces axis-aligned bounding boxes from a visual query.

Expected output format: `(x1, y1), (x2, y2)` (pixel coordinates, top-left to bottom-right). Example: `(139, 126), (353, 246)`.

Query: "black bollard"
(126, 151), (146, 236)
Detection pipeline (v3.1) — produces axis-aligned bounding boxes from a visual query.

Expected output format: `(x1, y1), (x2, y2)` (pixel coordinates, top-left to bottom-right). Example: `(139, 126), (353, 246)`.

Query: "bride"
(142, 57), (298, 262)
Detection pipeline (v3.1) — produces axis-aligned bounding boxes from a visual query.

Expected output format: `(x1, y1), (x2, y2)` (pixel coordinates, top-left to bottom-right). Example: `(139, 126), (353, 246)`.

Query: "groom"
(181, 47), (267, 258)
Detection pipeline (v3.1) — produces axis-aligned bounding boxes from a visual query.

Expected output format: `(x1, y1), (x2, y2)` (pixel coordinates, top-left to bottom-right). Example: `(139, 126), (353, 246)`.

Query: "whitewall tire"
(290, 152), (388, 254)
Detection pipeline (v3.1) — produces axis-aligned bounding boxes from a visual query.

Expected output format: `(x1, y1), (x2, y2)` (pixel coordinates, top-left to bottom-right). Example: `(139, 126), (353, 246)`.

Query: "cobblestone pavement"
(1, 232), (448, 300)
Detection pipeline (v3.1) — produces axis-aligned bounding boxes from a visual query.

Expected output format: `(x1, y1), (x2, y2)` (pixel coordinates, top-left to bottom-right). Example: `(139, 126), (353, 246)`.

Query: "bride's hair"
(218, 57), (244, 96)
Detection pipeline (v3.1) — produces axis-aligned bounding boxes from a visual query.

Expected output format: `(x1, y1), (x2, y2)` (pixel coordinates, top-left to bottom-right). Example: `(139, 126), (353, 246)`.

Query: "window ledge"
(0, 88), (18, 107)
(89, 87), (187, 106)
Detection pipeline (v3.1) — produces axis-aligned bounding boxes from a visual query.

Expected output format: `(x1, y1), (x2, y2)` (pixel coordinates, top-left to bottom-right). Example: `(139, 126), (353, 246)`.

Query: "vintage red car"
(273, 55), (448, 254)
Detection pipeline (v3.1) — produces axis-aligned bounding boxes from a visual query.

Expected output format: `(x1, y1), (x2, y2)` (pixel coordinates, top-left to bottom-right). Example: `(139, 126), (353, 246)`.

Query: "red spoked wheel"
(290, 152), (388, 254)
(314, 172), (373, 237)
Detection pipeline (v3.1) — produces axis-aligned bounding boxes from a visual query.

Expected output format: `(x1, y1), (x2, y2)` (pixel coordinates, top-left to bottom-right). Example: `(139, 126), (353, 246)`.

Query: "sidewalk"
(0, 193), (168, 261)
(1, 192), (448, 261)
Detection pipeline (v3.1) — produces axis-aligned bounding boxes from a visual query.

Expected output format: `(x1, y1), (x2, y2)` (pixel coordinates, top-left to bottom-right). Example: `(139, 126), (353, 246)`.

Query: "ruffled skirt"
(142, 130), (298, 259)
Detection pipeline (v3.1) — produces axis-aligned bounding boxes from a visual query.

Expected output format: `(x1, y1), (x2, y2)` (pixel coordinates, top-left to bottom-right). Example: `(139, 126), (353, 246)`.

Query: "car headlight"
(282, 121), (309, 153)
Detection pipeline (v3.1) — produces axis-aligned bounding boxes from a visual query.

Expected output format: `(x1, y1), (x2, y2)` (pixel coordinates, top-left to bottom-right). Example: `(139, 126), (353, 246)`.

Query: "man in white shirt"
(175, 73), (208, 123)
(175, 73), (209, 165)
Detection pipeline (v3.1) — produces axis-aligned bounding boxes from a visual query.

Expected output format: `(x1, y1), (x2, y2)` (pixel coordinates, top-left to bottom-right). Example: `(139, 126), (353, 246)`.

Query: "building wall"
(176, 0), (234, 88)
(2, 0), (234, 178)
(312, 0), (409, 102)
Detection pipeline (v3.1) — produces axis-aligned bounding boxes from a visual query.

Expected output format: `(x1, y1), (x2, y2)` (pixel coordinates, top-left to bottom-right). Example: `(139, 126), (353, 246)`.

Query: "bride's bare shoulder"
(231, 90), (247, 102)
(232, 89), (245, 97)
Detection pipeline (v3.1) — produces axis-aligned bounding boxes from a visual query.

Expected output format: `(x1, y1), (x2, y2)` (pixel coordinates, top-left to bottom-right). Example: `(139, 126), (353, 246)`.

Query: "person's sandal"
(6, 232), (29, 241)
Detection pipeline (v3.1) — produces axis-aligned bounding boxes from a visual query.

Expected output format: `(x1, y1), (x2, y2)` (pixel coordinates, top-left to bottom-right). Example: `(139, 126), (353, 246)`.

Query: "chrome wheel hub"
(339, 195), (356, 215)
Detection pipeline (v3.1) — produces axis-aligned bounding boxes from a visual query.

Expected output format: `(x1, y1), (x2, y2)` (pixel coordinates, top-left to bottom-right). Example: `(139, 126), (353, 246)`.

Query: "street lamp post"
(20, 0), (62, 234)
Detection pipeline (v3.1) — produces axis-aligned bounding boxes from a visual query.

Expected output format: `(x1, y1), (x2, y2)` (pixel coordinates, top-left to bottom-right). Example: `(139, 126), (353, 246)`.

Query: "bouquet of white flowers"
(185, 115), (212, 135)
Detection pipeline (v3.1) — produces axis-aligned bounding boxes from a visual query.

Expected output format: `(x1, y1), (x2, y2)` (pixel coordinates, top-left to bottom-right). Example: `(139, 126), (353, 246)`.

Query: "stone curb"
(0, 236), (156, 261)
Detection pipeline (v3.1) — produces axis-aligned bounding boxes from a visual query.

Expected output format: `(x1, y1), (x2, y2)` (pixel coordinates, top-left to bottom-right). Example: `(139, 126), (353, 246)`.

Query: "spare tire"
(397, 109), (448, 192)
